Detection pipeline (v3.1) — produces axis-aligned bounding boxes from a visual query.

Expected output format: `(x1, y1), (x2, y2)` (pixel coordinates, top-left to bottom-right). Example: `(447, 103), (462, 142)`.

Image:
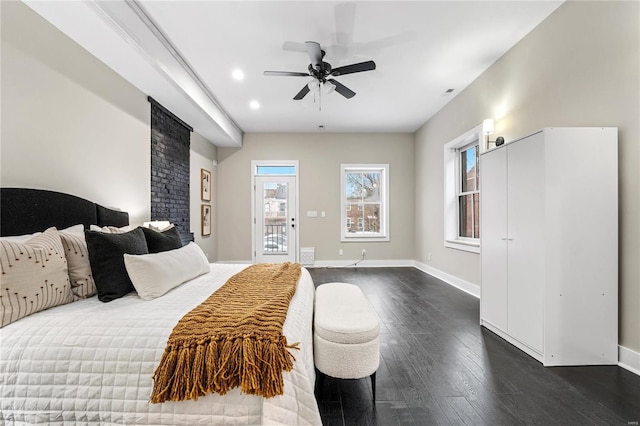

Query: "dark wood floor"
(308, 267), (640, 426)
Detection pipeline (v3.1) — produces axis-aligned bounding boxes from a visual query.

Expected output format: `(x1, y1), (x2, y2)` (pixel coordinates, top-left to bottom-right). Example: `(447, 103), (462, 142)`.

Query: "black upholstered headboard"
(0, 188), (130, 237)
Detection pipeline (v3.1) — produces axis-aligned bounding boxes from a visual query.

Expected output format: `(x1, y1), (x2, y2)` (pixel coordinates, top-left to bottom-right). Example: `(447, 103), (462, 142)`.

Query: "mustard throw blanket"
(150, 262), (302, 403)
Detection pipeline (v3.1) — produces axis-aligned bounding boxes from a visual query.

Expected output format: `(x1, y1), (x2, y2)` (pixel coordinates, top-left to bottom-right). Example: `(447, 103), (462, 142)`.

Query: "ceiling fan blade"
(328, 79), (355, 99)
(264, 71), (310, 77)
(331, 60), (376, 76)
(293, 84), (311, 100)
(305, 41), (324, 70)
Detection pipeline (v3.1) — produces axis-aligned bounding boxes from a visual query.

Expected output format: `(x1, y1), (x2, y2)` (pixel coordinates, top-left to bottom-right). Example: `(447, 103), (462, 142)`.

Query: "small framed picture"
(201, 169), (211, 201)
(201, 204), (211, 236)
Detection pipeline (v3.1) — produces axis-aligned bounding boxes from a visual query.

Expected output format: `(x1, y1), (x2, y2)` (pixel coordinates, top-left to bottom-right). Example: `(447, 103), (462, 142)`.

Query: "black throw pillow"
(85, 227), (149, 302)
(140, 226), (183, 253)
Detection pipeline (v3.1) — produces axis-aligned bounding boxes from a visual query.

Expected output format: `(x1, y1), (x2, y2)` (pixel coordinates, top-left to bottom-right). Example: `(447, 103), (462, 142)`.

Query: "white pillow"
(124, 242), (210, 300)
(60, 224), (84, 235)
(0, 227), (73, 327)
(89, 224), (132, 234)
(58, 224), (96, 299)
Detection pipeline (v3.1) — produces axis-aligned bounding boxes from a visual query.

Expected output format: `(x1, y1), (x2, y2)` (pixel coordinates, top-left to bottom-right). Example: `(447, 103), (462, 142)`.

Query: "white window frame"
(444, 124), (482, 253)
(340, 164), (390, 242)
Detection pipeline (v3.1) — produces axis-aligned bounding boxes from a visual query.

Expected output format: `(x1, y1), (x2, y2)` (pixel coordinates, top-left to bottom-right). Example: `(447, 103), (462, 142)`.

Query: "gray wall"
(191, 132), (218, 262)
(0, 0), (150, 224)
(218, 133), (415, 263)
(1, 1), (218, 258)
(414, 1), (639, 353)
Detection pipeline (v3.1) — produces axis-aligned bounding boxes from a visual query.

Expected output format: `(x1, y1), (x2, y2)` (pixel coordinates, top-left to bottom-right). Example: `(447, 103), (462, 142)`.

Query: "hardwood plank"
(437, 396), (487, 425)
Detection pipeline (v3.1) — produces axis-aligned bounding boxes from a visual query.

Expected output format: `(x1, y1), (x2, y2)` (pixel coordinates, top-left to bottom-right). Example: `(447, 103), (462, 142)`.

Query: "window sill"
(445, 239), (480, 253)
(342, 236), (390, 243)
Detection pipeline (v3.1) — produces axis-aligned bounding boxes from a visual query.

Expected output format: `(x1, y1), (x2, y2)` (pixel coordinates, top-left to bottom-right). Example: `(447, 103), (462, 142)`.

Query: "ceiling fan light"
(324, 81), (336, 94)
(308, 79), (319, 91)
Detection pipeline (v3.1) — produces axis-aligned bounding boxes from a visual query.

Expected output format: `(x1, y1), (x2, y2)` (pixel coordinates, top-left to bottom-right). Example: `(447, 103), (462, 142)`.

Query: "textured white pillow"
(124, 242), (210, 300)
(58, 224), (96, 299)
(0, 227), (73, 327)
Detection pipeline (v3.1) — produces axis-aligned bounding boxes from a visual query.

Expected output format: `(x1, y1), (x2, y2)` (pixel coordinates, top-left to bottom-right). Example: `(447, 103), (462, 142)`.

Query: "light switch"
(321, 211), (326, 217)
(307, 211), (318, 218)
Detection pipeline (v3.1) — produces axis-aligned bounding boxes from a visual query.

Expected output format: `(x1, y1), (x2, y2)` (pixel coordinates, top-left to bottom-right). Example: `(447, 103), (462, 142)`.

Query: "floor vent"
(300, 247), (315, 266)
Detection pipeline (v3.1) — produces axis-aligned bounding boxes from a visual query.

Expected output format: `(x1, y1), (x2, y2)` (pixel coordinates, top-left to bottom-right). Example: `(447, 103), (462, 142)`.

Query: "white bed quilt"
(0, 264), (321, 425)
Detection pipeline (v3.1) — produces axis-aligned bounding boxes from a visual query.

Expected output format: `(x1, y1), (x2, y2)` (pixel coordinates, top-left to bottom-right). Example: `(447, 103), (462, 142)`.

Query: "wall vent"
(300, 247), (315, 266)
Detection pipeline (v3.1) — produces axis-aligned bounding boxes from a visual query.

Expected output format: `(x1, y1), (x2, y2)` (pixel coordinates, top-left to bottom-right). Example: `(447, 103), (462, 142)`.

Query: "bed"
(0, 188), (321, 425)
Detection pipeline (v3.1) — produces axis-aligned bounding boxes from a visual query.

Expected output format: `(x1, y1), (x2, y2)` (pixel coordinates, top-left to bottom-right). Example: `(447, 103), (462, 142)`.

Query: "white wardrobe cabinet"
(480, 127), (618, 366)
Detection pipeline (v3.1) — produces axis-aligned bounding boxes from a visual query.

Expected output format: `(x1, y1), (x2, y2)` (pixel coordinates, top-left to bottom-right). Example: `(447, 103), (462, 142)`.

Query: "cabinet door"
(507, 134), (545, 353)
(480, 148), (508, 331)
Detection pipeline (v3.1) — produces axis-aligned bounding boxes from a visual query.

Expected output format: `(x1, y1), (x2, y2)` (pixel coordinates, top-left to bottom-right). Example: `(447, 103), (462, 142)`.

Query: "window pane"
(459, 194), (473, 238)
(363, 204), (381, 233)
(263, 182), (287, 253)
(363, 172), (381, 202)
(473, 193), (480, 239)
(256, 165), (295, 175)
(346, 172), (363, 201)
(461, 146), (477, 192)
(345, 205), (359, 233)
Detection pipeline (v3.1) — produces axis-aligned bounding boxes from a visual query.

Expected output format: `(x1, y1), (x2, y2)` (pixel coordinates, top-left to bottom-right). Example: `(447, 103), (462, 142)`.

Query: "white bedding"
(0, 264), (321, 425)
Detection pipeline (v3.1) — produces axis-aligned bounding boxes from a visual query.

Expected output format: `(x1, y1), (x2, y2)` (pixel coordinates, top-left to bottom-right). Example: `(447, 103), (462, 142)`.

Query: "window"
(341, 164), (389, 242)
(256, 165), (296, 175)
(458, 143), (479, 239)
(444, 124), (482, 253)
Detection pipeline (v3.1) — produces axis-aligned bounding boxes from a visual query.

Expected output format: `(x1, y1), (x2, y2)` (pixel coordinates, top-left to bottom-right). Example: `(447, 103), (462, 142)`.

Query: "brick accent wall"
(149, 97), (194, 244)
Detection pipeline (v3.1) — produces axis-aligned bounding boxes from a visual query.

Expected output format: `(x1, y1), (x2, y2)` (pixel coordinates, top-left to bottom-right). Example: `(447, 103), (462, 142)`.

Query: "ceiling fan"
(264, 41), (376, 100)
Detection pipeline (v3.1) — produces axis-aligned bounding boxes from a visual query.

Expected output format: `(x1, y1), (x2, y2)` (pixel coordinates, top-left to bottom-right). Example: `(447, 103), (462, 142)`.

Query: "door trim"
(251, 160), (299, 263)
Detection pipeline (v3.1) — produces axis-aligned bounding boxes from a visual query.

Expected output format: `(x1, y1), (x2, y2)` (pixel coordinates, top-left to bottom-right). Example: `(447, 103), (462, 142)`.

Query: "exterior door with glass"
(255, 176), (296, 263)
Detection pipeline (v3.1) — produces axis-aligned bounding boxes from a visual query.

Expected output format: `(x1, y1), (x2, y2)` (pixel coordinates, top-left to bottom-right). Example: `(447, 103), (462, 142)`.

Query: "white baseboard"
(619, 345), (640, 376)
(310, 259), (415, 268)
(413, 261), (480, 298)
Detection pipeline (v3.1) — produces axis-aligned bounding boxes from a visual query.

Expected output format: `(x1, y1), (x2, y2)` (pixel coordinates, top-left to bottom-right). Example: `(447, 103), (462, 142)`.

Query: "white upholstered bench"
(314, 282), (380, 400)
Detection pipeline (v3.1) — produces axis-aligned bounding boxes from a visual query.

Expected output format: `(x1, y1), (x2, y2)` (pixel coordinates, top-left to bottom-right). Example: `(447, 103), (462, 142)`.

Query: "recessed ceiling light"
(232, 69), (245, 80)
(249, 100), (260, 110)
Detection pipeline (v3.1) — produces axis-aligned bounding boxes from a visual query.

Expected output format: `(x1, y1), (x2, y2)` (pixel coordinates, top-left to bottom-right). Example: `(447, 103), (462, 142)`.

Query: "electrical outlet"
(339, 249), (343, 256)
(362, 249), (366, 257)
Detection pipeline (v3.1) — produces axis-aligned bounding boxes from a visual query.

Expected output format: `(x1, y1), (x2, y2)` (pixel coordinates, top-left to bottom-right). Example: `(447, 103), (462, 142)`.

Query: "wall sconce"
(482, 119), (504, 149)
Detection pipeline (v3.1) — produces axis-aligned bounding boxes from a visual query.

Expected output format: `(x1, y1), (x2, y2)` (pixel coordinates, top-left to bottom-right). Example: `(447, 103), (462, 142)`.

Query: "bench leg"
(370, 372), (376, 401)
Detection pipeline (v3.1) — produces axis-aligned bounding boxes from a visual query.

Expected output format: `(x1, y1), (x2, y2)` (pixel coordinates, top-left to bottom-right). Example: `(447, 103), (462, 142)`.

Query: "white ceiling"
(24, 1), (562, 147)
